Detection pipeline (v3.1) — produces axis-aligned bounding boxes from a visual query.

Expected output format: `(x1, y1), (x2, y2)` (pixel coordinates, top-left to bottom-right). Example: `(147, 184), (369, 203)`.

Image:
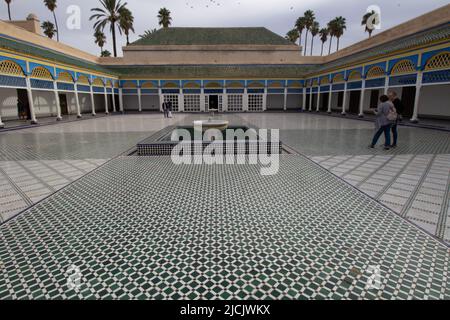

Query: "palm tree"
(41, 21), (56, 39)
(94, 29), (106, 55)
(101, 50), (111, 57)
(362, 10), (376, 38)
(309, 21), (319, 56)
(302, 10), (315, 56)
(295, 16), (306, 52)
(119, 7), (134, 45)
(44, 0), (59, 42)
(5, 0), (12, 20)
(319, 28), (328, 56)
(158, 8), (172, 28)
(90, 0), (127, 57)
(139, 28), (157, 39)
(285, 28), (299, 45)
(334, 16), (347, 51)
(327, 19), (337, 55)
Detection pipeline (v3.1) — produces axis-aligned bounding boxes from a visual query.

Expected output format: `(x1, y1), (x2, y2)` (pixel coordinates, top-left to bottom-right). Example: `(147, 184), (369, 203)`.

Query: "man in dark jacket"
(162, 100), (169, 118)
(388, 90), (403, 148)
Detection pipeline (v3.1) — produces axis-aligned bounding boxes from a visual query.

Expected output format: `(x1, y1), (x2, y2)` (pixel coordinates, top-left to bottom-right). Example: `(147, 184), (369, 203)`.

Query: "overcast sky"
(3, 0), (449, 57)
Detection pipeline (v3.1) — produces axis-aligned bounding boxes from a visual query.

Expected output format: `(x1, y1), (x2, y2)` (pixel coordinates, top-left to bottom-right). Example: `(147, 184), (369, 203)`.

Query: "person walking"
(369, 95), (394, 150)
(388, 90), (403, 148)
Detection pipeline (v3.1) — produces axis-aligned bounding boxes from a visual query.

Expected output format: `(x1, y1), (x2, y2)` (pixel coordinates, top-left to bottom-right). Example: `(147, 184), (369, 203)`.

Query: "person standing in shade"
(167, 101), (173, 118)
(388, 90), (404, 148)
(369, 95), (393, 150)
(162, 100), (169, 118)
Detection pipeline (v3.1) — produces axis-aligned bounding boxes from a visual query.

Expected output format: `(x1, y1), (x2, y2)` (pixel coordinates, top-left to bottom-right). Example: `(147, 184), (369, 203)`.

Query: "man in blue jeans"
(369, 95), (392, 150)
(388, 90), (403, 148)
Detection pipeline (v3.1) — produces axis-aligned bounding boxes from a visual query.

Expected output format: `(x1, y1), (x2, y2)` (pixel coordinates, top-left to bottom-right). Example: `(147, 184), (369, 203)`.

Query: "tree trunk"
(310, 37), (314, 56)
(7, 4), (11, 20)
(53, 11), (59, 42)
(304, 30), (309, 56)
(126, 34), (130, 46)
(112, 23), (118, 57)
(336, 37), (340, 51)
(328, 36), (333, 55)
(321, 42), (324, 56)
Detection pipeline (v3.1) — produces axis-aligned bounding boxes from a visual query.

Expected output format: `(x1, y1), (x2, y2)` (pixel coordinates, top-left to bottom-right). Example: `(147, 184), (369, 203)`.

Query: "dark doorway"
(320, 93), (329, 111)
(401, 86), (416, 118)
(108, 95), (114, 112)
(305, 94), (310, 109)
(209, 95), (218, 111)
(16, 89), (30, 120)
(59, 94), (69, 115)
(369, 90), (379, 109)
(349, 91), (361, 114)
(337, 92), (344, 110)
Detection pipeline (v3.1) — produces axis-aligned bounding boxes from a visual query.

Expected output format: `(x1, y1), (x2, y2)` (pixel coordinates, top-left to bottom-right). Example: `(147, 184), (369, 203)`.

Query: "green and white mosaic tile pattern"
(0, 156), (449, 300)
(0, 114), (186, 222)
(239, 113), (450, 243)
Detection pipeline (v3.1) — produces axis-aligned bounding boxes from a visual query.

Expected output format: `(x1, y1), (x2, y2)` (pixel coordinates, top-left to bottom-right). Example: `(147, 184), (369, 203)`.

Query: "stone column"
(137, 87), (142, 112)
(111, 88), (117, 113)
(53, 80), (62, 120)
(90, 85), (96, 116)
(384, 75), (389, 94)
(328, 88), (333, 113)
(119, 88), (124, 113)
(26, 76), (38, 124)
(284, 87), (288, 111)
(263, 87), (267, 111)
(342, 82), (348, 115)
(104, 86), (109, 114)
(308, 90), (313, 111)
(411, 71), (422, 123)
(358, 79), (366, 118)
(74, 83), (82, 118)
(316, 92), (321, 112)
(243, 88), (248, 112)
(302, 87), (306, 111)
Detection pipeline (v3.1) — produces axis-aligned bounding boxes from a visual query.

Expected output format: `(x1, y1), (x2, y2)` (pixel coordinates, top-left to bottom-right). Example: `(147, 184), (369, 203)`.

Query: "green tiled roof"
(0, 35), (114, 75)
(105, 64), (318, 78)
(315, 23), (450, 74)
(131, 27), (292, 46)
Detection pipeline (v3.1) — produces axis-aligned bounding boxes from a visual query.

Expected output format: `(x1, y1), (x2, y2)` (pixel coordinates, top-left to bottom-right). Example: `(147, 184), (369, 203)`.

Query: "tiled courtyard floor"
(0, 114), (185, 222)
(0, 112), (449, 299)
(239, 113), (450, 243)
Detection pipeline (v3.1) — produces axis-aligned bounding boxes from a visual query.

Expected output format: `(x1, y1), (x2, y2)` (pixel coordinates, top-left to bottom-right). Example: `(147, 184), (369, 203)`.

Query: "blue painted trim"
(267, 88), (284, 94)
(365, 78), (386, 88)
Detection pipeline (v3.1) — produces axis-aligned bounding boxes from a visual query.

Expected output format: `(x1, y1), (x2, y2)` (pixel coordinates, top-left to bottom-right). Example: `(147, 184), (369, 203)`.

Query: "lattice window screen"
(77, 75), (90, 85)
(425, 52), (450, 71)
(366, 67), (385, 79)
(0, 61), (24, 76)
(57, 72), (73, 83)
(320, 77), (330, 85)
(347, 71), (362, 81)
(31, 67), (53, 80)
(332, 74), (345, 83)
(391, 60), (416, 75)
